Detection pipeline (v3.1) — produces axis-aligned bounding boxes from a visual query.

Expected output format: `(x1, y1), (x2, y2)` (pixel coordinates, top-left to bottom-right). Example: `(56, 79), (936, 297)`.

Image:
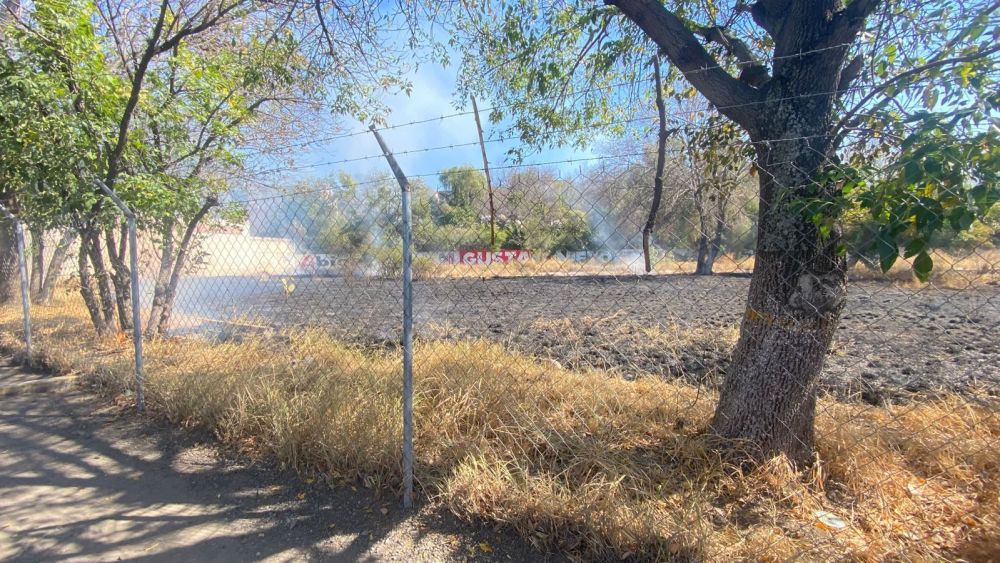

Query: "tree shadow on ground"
(0, 388), (558, 562)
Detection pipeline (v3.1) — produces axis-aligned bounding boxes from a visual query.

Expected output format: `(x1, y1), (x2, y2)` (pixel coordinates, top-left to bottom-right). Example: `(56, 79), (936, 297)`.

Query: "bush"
(371, 246), (437, 280)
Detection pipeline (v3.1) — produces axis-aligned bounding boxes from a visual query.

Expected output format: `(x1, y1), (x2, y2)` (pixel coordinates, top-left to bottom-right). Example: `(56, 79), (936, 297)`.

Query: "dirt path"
(0, 361), (553, 562)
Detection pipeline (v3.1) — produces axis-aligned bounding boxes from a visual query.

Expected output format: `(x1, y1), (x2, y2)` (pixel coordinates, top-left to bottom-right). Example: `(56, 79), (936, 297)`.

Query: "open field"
(0, 301), (997, 561)
(225, 273), (1000, 404)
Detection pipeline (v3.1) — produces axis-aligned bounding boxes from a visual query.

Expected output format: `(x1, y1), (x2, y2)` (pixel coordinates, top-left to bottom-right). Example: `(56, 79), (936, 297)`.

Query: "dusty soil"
(0, 362), (559, 562)
(240, 274), (1000, 405)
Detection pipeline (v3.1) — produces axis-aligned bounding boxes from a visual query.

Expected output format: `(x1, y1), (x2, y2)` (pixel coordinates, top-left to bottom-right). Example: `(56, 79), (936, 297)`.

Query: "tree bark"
(0, 218), (17, 303)
(78, 236), (110, 335)
(710, 98), (848, 465)
(145, 218), (175, 338)
(105, 224), (133, 331)
(28, 225), (43, 299)
(37, 228), (75, 304)
(85, 229), (117, 328)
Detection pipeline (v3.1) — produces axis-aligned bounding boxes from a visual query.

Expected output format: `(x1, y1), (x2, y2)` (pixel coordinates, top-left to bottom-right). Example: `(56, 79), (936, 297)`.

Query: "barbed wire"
(249, 84), (918, 178)
(256, 15), (995, 155)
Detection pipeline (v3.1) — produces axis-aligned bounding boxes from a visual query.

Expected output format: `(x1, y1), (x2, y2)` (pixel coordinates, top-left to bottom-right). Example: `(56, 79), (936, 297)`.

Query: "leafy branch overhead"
(454, 0), (999, 281)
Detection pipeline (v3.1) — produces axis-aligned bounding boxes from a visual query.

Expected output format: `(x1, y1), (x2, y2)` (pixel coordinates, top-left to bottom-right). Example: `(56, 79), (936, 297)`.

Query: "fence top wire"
(250, 83), (917, 182)
(237, 119), (888, 206)
(264, 15), (995, 153)
(230, 150), (653, 203)
(231, 132), (883, 206)
(274, 40), (952, 156)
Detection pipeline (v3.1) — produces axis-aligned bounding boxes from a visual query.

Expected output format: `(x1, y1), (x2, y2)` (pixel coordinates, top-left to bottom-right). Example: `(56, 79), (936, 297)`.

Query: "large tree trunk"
(37, 229), (75, 305)
(609, 0), (876, 465)
(710, 93), (848, 465)
(28, 225), (43, 299)
(0, 218), (17, 303)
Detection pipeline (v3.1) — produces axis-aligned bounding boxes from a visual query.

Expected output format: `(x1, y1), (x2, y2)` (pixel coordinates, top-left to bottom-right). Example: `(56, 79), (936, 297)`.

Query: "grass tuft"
(1, 298), (997, 560)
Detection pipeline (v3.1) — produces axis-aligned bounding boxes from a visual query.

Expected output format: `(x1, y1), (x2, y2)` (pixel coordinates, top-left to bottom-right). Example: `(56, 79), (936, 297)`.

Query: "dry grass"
(416, 254), (755, 280)
(419, 248), (999, 288)
(849, 249), (1000, 289)
(1, 299), (997, 561)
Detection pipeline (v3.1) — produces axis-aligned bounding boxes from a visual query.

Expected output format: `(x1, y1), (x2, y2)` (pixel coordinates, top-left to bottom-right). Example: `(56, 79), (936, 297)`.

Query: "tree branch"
(605, 0), (762, 130)
(696, 25), (769, 87)
(154, 0), (246, 56)
(833, 45), (1000, 137)
(104, 0), (169, 189)
(746, 0), (788, 39)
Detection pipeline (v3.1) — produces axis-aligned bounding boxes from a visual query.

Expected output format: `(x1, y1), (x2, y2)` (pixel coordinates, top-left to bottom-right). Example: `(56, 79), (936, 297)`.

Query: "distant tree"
(438, 166), (489, 225)
(499, 169), (596, 255)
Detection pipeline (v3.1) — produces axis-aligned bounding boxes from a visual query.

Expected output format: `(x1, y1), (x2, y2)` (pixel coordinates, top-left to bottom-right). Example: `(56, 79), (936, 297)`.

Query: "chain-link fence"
(0, 118), (997, 560)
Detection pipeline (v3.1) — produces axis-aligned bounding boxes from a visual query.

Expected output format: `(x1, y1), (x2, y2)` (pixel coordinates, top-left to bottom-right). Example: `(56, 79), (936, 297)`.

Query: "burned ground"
(232, 274), (1000, 405)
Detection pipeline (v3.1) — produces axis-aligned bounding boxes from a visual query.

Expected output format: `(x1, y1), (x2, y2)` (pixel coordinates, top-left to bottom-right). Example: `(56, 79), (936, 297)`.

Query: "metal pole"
(14, 221), (32, 364)
(369, 125), (414, 508)
(0, 204), (31, 364)
(95, 180), (145, 412)
(127, 215), (145, 411)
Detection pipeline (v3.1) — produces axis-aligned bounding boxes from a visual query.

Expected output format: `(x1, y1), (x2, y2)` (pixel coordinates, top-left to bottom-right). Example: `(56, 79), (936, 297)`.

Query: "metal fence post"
(370, 125), (414, 508)
(0, 204), (32, 364)
(96, 181), (145, 412)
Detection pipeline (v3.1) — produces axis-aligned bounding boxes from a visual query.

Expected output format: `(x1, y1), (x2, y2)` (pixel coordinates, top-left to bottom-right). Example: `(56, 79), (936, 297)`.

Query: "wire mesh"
(0, 119), (996, 560)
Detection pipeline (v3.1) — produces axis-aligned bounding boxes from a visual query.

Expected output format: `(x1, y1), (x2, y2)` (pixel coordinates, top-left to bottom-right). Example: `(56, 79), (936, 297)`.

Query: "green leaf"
(903, 238), (926, 258)
(877, 233), (899, 272)
(913, 251), (933, 282)
(948, 208), (975, 231)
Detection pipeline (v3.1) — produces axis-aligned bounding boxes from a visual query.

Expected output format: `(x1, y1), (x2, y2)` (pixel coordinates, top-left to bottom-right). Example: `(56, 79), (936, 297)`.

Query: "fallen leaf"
(478, 542), (493, 553)
(296, 492), (306, 500)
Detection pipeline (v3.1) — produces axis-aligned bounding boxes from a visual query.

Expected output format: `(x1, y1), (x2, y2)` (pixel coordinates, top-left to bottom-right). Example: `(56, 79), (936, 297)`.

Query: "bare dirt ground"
(244, 274), (1000, 405)
(0, 361), (558, 562)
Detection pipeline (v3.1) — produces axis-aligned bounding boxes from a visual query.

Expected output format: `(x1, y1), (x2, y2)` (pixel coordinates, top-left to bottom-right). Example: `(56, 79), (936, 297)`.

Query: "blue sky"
(276, 61), (600, 191)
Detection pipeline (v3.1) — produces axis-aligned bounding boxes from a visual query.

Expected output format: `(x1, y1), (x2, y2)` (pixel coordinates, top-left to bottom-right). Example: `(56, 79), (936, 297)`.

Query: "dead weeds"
(1, 300), (997, 561)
